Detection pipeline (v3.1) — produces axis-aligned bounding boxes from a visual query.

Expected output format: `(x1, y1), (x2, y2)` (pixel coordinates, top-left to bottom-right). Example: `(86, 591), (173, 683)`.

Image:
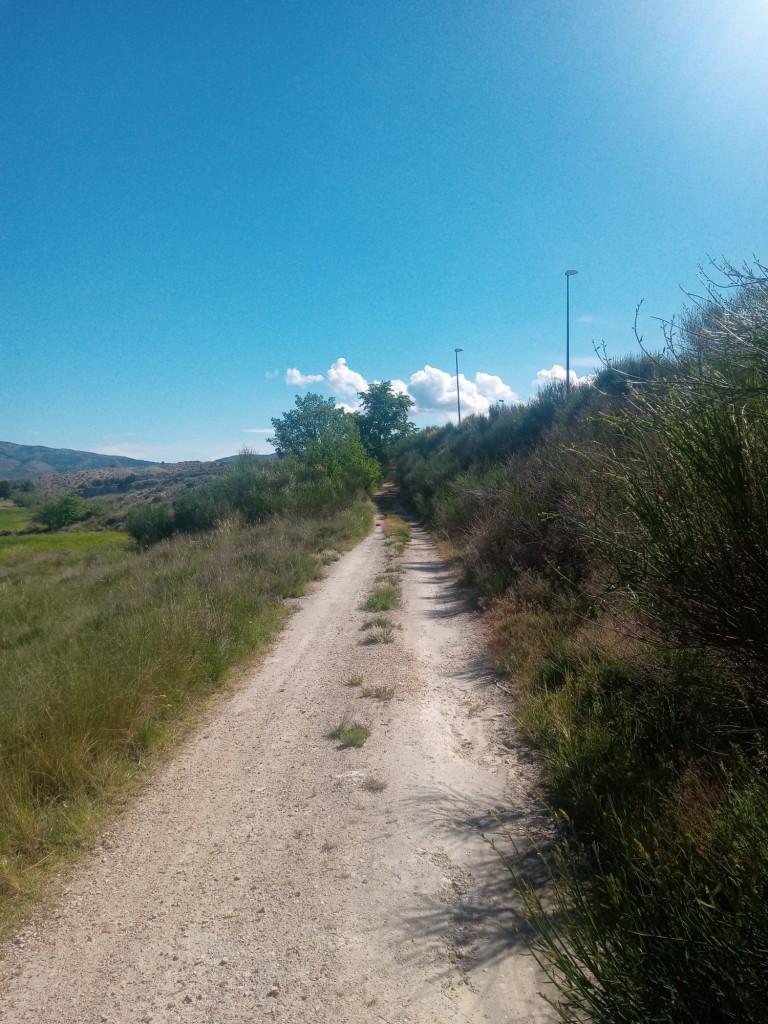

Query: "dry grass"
(362, 775), (387, 793)
(360, 615), (396, 644)
(361, 685), (395, 701)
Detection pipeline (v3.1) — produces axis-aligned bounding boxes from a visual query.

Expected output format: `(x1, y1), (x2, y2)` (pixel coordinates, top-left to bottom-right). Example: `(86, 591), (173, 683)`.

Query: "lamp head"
(455, 347), (463, 353)
(565, 269), (579, 277)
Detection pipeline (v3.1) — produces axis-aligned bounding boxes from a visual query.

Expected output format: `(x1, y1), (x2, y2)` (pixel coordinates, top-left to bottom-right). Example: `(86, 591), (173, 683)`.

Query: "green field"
(0, 529), (130, 561)
(0, 505), (36, 532)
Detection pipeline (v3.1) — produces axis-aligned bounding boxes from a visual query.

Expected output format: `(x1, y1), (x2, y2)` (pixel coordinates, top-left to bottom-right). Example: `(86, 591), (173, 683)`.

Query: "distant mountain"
(0, 441), (157, 480)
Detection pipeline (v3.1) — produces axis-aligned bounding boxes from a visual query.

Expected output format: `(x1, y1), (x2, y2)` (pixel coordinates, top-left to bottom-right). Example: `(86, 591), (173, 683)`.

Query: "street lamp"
(565, 270), (579, 397)
(454, 348), (463, 425)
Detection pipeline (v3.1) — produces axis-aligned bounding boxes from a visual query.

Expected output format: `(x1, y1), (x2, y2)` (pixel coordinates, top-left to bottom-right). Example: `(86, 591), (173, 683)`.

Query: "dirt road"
(0, 514), (550, 1023)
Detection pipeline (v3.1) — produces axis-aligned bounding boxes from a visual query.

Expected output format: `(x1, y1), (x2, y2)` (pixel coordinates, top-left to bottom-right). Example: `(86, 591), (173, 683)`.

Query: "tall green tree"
(270, 393), (379, 491)
(270, 393), (345, 458)
(356, 381), (415, 463)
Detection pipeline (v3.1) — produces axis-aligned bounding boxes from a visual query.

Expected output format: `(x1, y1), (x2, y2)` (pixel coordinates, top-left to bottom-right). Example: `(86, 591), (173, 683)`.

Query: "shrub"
(508, 773), (768, 1024)
(173, 490), (221, 534)
(36, 491), (89, 530)
(125, 503), (174, 546)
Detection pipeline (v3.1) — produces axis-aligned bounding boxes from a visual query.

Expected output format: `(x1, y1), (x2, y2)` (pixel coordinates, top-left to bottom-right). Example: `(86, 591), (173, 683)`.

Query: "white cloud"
(283, 357), (369, 408)
(326, 357), (368, 398)
(534, 364), (594, 388)
(265, 369), (279, 379)
(285, 367), (324, 386)
(474, 372), (519, 405)
(407, 365), (459, 414)
(281, 356), (518, 421)
(405, 365), (517, 417)
(244, 428), (274, 434)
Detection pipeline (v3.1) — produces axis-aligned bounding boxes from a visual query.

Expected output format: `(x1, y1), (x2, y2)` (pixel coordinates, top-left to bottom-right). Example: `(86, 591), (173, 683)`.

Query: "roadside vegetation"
(393, 260), (768, 1023)
(0, 398), (383, 931)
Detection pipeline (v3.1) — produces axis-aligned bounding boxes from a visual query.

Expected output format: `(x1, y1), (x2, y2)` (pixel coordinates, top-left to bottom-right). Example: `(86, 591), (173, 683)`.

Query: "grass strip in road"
(360, 580), (400, 612)
(360, 615), (396, 644)
(0, 500), (372, 934)
(381, 515), (411, 556)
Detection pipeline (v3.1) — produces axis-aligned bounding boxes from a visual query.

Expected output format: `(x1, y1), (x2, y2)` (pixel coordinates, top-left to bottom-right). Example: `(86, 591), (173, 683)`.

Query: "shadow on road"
(393, 781), (555, 959)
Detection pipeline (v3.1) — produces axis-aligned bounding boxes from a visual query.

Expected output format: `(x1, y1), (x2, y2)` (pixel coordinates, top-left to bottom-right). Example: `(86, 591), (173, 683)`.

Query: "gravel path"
(0, 514), (551, 1023)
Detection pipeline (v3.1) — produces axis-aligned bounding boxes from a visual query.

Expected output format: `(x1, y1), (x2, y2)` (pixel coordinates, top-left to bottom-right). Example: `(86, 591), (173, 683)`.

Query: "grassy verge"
(0, 499), (372, 933)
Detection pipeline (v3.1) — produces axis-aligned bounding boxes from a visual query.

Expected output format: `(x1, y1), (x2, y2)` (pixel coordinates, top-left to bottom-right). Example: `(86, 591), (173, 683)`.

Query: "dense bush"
(124, 446), (378, 547)
(125, 503), (174, 546)
(395, 260), (768, 1022)
(36, 491), (89, 530)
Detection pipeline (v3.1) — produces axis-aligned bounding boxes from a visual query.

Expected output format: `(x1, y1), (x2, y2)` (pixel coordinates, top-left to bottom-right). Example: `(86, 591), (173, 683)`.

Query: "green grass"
(0, 498), (373, 933)
(345, 673), (364, 687)
(0, 529), (130, 560)
(361, 581), (400, 611)
(0, 506), (37, 532)
(326, 718), (371, 748)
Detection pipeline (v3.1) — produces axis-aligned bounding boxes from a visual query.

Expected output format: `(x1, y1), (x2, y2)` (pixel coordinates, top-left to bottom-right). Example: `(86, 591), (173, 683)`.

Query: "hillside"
(31, 460), (228, 503)
(0, 441), (156, 480)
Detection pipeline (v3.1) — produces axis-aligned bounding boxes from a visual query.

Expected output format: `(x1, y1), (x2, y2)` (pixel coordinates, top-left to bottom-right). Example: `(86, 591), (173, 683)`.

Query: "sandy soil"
(0, 514), (552, 1023)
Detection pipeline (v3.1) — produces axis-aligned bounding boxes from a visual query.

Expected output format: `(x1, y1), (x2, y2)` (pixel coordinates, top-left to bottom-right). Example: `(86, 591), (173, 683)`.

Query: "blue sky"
(2, 0), (766, 460)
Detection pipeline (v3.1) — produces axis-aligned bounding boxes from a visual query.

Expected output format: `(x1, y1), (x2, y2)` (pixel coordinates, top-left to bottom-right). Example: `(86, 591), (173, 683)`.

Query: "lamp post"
(454, 347), (463, 425)
(565, 270), (579, 397)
